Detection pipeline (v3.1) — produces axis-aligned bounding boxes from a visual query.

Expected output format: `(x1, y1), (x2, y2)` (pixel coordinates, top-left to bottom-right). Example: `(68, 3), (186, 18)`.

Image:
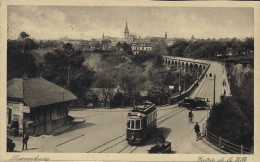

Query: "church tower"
(124, 21), (129, 39)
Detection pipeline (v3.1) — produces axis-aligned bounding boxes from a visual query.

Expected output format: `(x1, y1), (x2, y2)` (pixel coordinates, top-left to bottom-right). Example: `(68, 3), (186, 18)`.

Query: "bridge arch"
(185, 62), (189, 68)
(190, 63), (193, 69)
(194, 64), (199, 69)
(199, 64), (202, 69)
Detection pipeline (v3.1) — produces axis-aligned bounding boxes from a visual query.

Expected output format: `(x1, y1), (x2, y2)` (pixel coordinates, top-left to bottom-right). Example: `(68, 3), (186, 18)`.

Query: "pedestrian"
(157, 135), (165, 148)
(224, 89), (226, 96)
(194, 122), (200, 141)
(22, 133), (29, 150)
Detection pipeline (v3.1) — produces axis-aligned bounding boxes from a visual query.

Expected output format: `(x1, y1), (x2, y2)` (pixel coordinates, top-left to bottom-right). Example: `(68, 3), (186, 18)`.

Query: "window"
(131, 120), (135, 129)
(136, 120), (140, 129)
(127, 120), (130, 128)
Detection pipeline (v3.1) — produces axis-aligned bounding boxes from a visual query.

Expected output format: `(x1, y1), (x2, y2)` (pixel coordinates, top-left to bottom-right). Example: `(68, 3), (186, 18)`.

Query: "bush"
(207, 97), (253, 148)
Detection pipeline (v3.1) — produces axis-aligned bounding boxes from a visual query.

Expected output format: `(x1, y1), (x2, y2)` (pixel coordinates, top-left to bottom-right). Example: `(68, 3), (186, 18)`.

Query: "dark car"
(178, 98), (196, 109)
(148, 141), (171, 153)
(7, 138), (15, 152)
(194, 97), (208, 110)
(179, 97), (208, 110)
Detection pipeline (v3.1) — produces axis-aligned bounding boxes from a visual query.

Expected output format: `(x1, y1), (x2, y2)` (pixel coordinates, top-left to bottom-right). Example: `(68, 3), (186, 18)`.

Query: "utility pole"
(214, 74), (216, 105)
(183, 69), (186, 92)
(67, 65), (70, 90)
(179, 65), (181, 97)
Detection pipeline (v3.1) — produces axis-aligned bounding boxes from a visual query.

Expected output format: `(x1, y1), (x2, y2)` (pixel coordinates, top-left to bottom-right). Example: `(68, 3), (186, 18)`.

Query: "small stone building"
(7, 77), (77, 136)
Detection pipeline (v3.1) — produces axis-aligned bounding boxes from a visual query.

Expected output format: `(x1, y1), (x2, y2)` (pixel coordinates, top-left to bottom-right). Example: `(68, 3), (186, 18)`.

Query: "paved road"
(19, 61), (229, 153)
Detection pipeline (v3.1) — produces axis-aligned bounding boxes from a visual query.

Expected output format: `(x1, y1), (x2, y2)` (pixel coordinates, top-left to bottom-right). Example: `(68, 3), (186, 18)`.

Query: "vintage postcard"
(0, 0), (259, 161)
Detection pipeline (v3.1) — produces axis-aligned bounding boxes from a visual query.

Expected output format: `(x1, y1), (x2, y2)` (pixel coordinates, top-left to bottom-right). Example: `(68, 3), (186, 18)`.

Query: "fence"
(203, 125), (253, 154)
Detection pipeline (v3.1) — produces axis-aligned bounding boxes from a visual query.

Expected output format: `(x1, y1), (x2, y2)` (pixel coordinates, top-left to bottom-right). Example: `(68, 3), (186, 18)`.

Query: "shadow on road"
(142, 127), (172, 146)
(53, 122), (95, 136)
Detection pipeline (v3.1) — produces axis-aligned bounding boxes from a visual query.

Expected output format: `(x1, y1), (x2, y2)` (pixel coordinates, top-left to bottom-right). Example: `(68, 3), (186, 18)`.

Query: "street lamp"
(183, 72), (186, 93)
(213, 74), (216, 105)
(179, 65), (181, 97)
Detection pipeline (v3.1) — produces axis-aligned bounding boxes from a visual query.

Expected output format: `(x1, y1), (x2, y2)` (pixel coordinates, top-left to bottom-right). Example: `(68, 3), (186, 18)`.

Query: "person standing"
(194, 122), (200, 141)
(22, 133), (29, 150)
(188, 110), (194, 123)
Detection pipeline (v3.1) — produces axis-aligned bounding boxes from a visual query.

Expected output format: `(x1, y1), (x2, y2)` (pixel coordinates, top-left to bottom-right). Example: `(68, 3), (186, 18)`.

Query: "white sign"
(169, 85), (174, 89)
(179, 86), (181, 92)
(21, 106), (30, 113)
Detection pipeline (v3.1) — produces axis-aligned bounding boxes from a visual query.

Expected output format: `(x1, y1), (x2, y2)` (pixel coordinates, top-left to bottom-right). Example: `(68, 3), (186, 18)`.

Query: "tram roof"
(132, 102), (156, 113)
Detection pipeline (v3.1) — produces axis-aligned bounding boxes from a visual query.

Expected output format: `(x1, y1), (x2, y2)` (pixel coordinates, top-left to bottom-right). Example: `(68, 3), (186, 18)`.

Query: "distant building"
(131, 39), (152, 54)
(124, 21), (130, 39)
(7, 77), (77, 136)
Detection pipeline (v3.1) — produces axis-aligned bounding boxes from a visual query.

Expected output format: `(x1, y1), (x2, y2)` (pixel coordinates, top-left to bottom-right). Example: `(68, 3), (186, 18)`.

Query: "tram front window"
(131, 120), (135, 129)
(136, 120), (140, 129)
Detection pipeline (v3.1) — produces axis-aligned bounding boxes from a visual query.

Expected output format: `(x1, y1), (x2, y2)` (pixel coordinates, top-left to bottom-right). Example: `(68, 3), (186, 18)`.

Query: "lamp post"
(183, 72), (186, 93)
(213, 74), (216, 105)
(67, 65), (70, 90)
(179, 65), (181, 97)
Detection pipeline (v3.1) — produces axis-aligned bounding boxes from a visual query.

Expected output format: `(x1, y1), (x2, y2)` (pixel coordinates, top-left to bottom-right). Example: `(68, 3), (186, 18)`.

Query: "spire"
(124, 21), (129, 33)
(124, 21), (129, 39)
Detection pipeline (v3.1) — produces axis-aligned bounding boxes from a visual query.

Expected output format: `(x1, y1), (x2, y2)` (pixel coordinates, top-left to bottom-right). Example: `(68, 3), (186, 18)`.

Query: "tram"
(126, 101), (157, 145)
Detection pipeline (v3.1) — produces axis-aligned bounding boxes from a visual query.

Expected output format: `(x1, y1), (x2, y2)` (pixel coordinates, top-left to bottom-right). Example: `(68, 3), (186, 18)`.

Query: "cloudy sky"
(8, 6), (253, 40)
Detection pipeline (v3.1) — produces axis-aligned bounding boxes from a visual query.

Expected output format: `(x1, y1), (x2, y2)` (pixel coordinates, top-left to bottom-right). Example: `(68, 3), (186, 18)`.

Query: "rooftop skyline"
(8, 6), (254, 40)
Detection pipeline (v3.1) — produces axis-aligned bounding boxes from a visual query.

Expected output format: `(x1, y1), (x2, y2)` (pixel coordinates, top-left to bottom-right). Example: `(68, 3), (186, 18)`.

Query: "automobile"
(178, 97), (196, 109)
(179, 97), (209, 110)
(7, 138), (15, 152)
(148, 141), (171, 153)
(194, 97), (208, 110)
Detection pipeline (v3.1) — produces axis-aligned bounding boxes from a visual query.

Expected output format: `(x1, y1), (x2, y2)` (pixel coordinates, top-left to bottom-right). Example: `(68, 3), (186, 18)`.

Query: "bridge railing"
(169, 63), (210, 104)
(204, 127), (253, 154)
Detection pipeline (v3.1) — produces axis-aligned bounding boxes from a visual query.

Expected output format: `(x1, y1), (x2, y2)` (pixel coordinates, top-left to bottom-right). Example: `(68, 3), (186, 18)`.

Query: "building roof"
(132, 39), (151, 44)
(8, 77), (77, 108)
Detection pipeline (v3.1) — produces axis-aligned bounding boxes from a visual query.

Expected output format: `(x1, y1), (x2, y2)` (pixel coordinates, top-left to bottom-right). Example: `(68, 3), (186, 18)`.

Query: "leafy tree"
(110, 92), (124, 108)
(93, 75), (116, 107)
(167, 41), (189, 57)
(148, 86), (170, 105)
(7, 39), (38, 80)
(41, 43), (95, 99)
(207, 97), (253, 148)
(19, 31), (29, 39)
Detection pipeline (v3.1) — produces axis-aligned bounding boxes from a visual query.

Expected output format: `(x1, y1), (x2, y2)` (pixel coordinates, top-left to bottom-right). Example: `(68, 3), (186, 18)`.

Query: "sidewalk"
(8, 117), (85, 152)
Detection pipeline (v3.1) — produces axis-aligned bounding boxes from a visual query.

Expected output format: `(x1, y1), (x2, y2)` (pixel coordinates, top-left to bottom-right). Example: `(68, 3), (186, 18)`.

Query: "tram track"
(86, 106), (185, 153)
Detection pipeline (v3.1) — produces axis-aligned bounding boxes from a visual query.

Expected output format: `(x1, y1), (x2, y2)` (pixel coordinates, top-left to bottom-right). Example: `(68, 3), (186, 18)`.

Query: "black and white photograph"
(1, 0), (259, 161)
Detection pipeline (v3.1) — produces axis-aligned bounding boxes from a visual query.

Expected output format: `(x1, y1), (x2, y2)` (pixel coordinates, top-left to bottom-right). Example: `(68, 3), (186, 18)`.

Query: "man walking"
(22, 133), (29, 150)
(194, 122), (200, 141)
(188, 110), (193, 123)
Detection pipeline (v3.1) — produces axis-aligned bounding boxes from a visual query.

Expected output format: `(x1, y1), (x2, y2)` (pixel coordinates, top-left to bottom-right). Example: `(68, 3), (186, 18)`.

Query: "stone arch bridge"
(162, 56), (209, 70)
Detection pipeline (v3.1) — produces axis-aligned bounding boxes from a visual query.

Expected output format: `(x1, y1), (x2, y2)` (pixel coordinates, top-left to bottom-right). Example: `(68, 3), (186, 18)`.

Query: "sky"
(8, 6), (254, 40)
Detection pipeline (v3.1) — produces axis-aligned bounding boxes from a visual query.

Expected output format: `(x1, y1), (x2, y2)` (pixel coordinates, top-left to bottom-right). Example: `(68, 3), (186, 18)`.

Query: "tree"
(41, 43), (95, 99)
(19, 31), (29, 39)
(94, 75), (116, 107)
(110, 92), (124, 108)
(207, 97), (253, 148)
(148, 86), (170, 105)
(7, 39), (38, 80)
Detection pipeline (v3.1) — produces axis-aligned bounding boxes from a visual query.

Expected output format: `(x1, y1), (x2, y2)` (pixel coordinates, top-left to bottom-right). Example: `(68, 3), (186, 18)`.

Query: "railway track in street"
(86, 106), (185, 153)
